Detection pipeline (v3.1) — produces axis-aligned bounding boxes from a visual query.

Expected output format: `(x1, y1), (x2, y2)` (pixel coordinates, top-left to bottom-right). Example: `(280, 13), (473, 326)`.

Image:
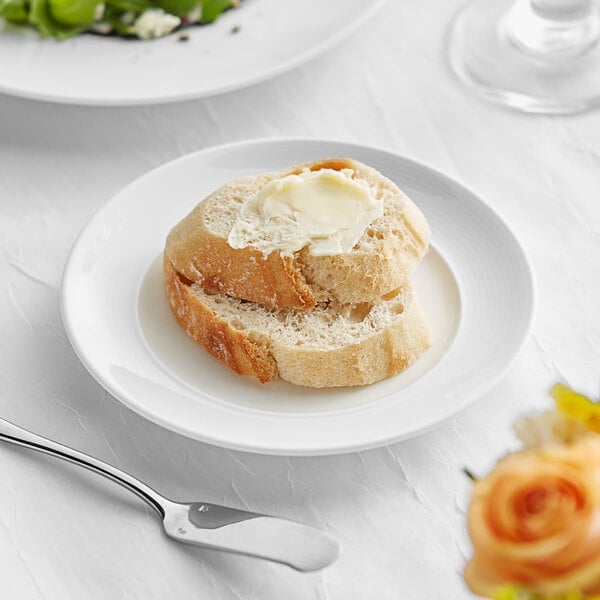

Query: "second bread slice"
(164, 257), (431, 388)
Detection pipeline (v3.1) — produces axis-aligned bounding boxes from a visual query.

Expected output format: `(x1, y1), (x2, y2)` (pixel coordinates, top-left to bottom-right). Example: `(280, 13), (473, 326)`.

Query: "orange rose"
(465, 437), (600, 598)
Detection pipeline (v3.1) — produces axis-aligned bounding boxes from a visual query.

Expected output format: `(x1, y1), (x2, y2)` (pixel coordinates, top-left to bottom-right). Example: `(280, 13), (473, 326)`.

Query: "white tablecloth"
(2, 1), (600, 598)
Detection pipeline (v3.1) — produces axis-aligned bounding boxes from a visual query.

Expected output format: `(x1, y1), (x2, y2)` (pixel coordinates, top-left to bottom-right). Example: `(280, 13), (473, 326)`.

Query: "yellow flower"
(552, 384), (600, 433)
(492, 584), (539, 599)
(492, 588), (600, 600)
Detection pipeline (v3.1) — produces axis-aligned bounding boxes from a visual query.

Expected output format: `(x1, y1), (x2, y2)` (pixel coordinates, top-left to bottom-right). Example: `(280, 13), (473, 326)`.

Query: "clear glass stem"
(448, 0), (600, 113)
(505, 0), (600, 55)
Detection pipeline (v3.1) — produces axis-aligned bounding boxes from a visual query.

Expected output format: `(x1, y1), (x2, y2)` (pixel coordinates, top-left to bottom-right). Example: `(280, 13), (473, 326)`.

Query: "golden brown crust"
(165, 157), (430, 311)
(163, 256), (278, 383)
(167, 221), (316, 310)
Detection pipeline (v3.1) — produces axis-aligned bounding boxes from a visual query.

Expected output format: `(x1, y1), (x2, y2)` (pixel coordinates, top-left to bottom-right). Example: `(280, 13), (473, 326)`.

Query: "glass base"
(448, 0), (600, 114)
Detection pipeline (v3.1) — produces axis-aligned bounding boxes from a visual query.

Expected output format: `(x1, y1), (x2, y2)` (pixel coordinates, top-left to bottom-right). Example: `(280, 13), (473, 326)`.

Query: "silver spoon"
(0, 417), (340, 571)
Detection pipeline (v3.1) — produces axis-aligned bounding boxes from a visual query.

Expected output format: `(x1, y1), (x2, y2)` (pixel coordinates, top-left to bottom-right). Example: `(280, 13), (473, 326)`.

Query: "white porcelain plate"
(61, 139), (535, 456)
(0, 0), (387, 106)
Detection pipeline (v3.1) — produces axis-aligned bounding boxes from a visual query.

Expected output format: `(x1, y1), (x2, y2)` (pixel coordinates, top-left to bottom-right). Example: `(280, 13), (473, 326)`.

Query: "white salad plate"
(0, 0), (387, 106)
(61, 139), (536, 456)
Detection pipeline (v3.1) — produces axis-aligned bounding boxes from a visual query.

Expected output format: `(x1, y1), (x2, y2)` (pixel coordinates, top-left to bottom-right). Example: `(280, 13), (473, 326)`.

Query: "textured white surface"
(1, 0), (600, 598)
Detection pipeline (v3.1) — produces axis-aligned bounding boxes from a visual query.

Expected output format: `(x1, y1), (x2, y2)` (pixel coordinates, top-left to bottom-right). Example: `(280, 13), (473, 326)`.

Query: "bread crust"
(164, 256), (277, 383)
(167, 211), (316, 309)
(165, 158), (430, 310)
(164, 256), (431, 388)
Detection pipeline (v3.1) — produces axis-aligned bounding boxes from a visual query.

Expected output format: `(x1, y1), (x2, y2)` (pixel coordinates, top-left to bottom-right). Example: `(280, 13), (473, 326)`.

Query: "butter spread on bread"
(227, 168), (383, 257)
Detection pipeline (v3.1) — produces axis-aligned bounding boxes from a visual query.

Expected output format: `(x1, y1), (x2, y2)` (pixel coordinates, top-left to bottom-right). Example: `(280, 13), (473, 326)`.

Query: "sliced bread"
(164, 256), (431, 388)
(165, 158), (430, 310)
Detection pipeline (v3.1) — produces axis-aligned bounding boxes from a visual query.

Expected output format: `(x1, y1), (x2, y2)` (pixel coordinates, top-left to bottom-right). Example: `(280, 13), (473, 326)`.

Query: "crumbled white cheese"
(93, 2), (105, 21)
(90, 21), (112, 34)
(186, 3), (202, 24)
(120, 10), (135, 25)
(133, 9), (181, 40)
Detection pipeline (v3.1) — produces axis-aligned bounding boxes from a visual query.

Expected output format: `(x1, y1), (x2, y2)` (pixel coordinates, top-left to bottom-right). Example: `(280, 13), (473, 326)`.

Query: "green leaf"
(105, 0), (153, 14)
(29, 0), (87, 38)
(47, 0), (99, 26)
(100, 4), (132, 34)
(0, 0), (29, 23)
(462, 467), (478, 482)
(200, 0), (233, 23)
(156, 0), (198, 17)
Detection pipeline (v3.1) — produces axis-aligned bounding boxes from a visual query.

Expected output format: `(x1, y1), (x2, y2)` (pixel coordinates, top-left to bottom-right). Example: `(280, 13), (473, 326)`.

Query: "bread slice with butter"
(165, 158), (430, 310)
(164, 256), (430, 388)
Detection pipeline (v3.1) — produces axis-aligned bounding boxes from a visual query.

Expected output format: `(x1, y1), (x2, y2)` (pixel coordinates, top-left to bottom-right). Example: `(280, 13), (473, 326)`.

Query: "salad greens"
(0, 0), (28, 23)
(0, 0), (239, 39)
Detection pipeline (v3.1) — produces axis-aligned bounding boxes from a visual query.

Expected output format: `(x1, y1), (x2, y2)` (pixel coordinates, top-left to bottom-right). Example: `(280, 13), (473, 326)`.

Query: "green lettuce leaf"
(200, 0), (234, 23)
(156, 0), (198, 18)
(105, 0), (153, 14)
(0, 0), (29, 24)
(47, 0), (99, 26)
(29, 0), (87, 37)
(101, 4), (134, 35)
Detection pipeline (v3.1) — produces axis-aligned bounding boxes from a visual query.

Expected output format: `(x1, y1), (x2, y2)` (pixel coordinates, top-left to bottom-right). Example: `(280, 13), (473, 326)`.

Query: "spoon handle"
(0, 417), (165, 517)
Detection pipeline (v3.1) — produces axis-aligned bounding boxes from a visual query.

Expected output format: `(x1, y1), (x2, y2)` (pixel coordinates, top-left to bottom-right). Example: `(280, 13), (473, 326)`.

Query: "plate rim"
(61, 137), (537, 455)
(0, 0), (388, 106)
